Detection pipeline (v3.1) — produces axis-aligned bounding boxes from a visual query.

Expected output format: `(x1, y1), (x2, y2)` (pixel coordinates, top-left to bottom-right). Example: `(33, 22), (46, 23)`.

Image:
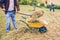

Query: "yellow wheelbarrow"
(19, 14), (47, 33)
(20, 19), (47, 33)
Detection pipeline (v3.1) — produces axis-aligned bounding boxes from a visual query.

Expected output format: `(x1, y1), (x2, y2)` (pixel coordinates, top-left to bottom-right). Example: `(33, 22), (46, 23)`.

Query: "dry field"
(0, 5), (60, 40)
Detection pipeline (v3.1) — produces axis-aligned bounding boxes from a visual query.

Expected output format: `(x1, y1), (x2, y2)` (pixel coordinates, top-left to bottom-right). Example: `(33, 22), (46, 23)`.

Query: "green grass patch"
(45, 4), (60, 9)
(0, 33), (2, 40)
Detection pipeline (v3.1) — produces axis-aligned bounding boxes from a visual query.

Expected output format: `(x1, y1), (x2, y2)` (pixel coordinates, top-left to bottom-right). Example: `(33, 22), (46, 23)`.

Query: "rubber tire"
(39, 26), (47, 33)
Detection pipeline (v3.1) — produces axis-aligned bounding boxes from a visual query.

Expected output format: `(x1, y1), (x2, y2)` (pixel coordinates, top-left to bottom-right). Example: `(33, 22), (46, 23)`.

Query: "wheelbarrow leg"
(19, 20), (33, 32)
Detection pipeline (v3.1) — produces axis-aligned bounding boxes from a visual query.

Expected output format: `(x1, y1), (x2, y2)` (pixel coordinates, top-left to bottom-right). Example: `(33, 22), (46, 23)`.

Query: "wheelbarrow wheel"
(39, 26), (47, 33)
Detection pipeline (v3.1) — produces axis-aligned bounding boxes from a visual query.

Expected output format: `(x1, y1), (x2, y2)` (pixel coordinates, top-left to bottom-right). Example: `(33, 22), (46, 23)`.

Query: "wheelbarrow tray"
(28, 23), (45, 28)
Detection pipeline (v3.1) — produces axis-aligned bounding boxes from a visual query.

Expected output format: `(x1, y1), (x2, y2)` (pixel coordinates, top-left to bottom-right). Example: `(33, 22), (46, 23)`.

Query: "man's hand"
(17, 11), (20, 14)
(2, 8), (5, 11)
(40, 20), (48, 25)
(42, 20), (48, 25)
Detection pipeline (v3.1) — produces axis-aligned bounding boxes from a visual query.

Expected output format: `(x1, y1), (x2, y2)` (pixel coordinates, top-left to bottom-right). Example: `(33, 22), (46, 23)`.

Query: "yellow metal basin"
(28, 23), (44, 28)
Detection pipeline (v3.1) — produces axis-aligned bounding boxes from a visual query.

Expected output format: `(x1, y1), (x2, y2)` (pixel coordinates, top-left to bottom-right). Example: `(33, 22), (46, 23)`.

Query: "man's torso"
(8, 0), (14, 11)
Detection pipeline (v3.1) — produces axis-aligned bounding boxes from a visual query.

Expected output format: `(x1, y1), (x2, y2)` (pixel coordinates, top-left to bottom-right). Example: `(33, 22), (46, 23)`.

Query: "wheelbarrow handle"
(19, 13), (32, 17)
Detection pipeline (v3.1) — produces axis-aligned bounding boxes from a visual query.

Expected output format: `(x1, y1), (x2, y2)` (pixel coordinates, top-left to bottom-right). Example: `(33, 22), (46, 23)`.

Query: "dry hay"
(31, 10), (44, 20)
(1, 10), (60, 40)
(1, 27), (30, 40)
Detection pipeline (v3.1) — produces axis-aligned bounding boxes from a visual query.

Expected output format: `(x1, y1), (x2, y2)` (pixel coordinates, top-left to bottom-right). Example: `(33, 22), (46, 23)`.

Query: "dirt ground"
(0, 5), (60, 40)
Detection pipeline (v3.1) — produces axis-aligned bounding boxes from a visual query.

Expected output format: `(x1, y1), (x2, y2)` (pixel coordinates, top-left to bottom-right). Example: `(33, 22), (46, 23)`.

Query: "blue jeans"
(6, 11), (18, 32)
(50, 8), (54, 12)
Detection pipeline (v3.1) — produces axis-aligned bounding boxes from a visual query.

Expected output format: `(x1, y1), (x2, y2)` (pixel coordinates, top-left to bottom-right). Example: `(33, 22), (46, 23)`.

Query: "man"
(2, 0), (20, 32)
(50, 2), (55, 12)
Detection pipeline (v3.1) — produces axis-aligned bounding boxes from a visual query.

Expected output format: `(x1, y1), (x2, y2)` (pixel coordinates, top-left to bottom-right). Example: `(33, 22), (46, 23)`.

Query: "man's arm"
(1, 0), (5, 11)
(15, 0), (20, 12)
(1, 0), (5, 9)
